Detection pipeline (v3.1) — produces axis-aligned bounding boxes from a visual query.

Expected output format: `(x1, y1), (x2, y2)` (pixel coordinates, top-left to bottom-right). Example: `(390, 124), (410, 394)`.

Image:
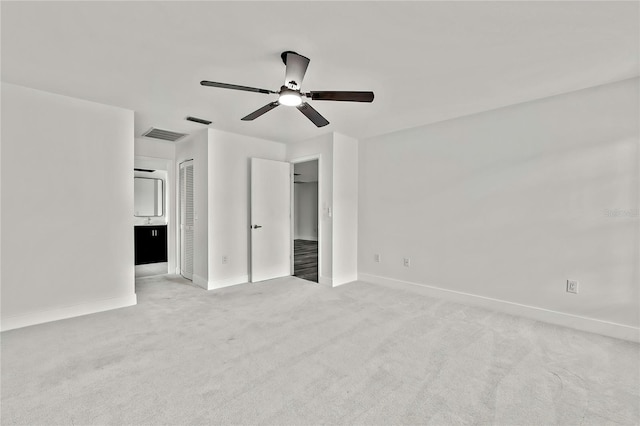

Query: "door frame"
(134, 155), (175, 274)
(289, 155), (322, 281)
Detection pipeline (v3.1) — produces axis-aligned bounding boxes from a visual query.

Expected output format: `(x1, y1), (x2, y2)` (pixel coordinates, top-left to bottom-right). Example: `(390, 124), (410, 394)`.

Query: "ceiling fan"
(200, 51), (374, 128)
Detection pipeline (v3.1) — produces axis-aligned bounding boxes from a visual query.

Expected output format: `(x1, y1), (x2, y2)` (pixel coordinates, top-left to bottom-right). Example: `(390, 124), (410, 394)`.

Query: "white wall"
(1, 83), (136, 330)
(287, 133), (334, 284)
(294, 183), (318, 241)
(134, 139), (177, 273)
(135, 137), (176, 160)
(207, 129), (286, 289)
(332, 133), (359, 286)
(175, 130), (208, 288)
(359, 78), (639, 341)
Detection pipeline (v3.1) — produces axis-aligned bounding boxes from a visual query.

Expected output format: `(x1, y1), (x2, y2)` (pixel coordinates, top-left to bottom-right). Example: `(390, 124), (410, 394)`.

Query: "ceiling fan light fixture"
(278, 92), (302, 107)
(278, 87), (302, 106)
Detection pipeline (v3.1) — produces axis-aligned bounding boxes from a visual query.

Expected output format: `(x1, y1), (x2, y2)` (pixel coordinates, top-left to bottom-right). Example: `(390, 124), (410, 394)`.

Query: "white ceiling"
(2, 1), (638, 144)
(134, 157), (171, 172)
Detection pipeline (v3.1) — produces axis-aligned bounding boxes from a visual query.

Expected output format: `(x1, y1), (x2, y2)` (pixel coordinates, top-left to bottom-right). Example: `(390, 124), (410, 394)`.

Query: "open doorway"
(292, 159), (319, 282)
(134, 157), (170, 279)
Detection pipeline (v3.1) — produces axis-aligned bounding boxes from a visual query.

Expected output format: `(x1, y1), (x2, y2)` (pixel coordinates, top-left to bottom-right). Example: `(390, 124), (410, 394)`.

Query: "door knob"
(252, 225), (262, 229)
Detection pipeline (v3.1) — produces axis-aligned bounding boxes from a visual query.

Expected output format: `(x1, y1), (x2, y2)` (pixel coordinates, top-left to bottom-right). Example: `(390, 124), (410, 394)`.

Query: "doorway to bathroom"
(134, 157), (169, 279)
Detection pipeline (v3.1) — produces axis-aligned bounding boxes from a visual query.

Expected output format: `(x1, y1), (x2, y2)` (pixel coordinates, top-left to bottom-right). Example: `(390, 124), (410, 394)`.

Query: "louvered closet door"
(180, 160), (194, 280)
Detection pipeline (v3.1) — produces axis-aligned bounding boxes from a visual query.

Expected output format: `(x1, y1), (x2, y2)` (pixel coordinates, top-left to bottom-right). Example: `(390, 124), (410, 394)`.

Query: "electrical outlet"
(374, 254), (381, 263)
(222, 255), (228, 265)
(567, 279), (579, 294)
(403, 258), (411, 267)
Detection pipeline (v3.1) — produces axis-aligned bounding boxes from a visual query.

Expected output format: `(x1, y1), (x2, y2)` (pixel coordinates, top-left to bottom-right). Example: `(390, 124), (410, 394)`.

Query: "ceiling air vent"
(186, 116), (212, 125)
(142, 127), (188, 142)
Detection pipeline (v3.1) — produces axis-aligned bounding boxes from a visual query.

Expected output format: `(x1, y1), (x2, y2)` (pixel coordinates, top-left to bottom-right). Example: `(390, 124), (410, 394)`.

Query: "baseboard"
(332, 274), (358, 287)
(1, 293), (138, 332)
(359, 273), (640, 343)
(208, 275), (249, 290)
(192, 274), (209, 290)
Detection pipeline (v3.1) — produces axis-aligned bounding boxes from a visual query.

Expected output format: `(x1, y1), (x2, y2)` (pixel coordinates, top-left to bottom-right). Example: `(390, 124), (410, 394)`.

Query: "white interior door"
(251, 158), (291, 282)
(179, 160), (194, 280)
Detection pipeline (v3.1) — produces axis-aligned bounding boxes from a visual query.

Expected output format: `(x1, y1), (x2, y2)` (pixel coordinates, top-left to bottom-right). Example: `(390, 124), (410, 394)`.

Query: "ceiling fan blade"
(306, 91), (374, 102)
(297, 102), (329, 127)
(283, 51), (310, 90)
(200, 80), (276, 95)
(241, 102), (280, 121)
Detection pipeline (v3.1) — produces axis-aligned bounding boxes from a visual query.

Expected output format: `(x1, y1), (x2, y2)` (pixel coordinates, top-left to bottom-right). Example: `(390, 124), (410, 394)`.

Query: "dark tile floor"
(293, 239), (318, 283)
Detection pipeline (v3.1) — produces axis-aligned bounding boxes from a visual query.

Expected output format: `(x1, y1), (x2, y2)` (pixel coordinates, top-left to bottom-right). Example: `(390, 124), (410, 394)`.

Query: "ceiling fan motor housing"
(280, 50), (298, 65)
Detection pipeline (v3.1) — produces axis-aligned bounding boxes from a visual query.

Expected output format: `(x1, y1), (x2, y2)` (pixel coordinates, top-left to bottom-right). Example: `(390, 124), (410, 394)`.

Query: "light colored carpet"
(1, 275), (638, 425)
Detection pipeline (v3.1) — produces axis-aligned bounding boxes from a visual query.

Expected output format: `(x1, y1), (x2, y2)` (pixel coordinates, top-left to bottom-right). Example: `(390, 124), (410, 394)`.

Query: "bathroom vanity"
(134, 225), (167, 265)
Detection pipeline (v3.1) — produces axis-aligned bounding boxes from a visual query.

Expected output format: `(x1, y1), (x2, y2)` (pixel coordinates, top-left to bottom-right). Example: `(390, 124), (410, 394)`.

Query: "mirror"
(134, 177), (163, 217)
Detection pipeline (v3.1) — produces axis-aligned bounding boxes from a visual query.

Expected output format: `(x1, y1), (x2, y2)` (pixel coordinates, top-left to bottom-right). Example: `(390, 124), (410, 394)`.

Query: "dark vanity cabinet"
(135, 225), (168, 265)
